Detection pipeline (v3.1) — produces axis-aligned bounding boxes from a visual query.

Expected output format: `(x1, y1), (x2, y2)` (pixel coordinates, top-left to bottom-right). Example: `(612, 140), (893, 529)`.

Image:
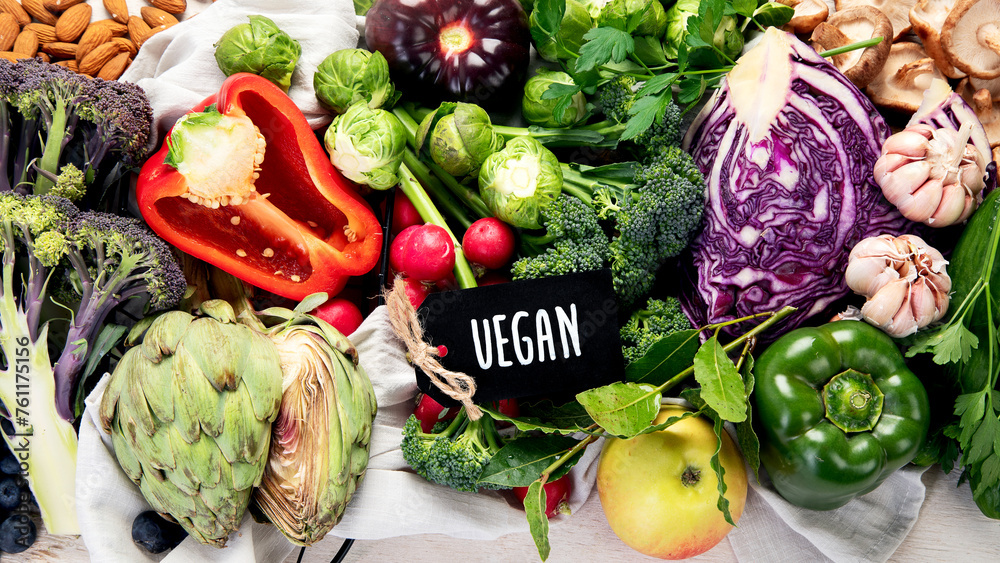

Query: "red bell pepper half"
(137, 73), (383, 300)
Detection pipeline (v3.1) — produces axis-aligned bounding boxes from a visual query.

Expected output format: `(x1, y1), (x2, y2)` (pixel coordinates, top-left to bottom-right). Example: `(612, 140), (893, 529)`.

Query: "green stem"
(541, 430), (600, 479)
(34, 99), (68, 194)
(422, 159), (492, 220)
(393, 106), (422, 148)
(656, 306), (796, 396)
(818, 37), (883, 59)
(402, 150), (474, 230)
(397, 163), (478, 290)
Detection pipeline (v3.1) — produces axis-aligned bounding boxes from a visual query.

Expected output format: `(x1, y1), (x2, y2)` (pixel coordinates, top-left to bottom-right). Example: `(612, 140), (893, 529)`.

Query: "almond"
(20, 0), (57, 26)
(43, 0), (87, 11)
(54, 3), (89, 42)
(0, 0), (29, 26)
(76, 23), (111, 63)
(110, 35), (135, 56)
(53, 58), (77, 71)
(102, 0), (128, 25)
(96, 50), (128, 80)
(149, 0), (186, 14)
(0, 13), (18, 51)
(36, 50), (49, 62)
(0, 50), (21, 61)
(91, 18), (127, 37)
(12, 29), (37, 57)
(41, 40), (76, 58)
(127, 15), (150, 47)
(24, 23), (56, 42)
(140, 6), (177, 28)
(78, 40), (119, 75)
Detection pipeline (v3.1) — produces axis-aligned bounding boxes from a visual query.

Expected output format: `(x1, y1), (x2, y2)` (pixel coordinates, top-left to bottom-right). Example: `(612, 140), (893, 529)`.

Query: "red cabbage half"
(680, 28), (908, 337)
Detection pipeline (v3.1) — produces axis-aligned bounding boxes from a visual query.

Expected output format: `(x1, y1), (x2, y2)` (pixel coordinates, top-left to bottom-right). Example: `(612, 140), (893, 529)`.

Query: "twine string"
(384, 281), (483, 420)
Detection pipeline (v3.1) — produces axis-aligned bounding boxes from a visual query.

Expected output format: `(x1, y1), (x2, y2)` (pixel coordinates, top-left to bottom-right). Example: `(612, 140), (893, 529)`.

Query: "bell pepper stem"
(397, 163), (478, 290)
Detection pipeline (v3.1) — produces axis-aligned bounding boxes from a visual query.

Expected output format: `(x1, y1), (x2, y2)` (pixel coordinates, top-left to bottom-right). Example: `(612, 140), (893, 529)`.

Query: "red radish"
(391, 224), (456, 282)
(462, 217), (516, 270)
(413, 393), (457, 433)
(514, 475), (572, 518)
(310, 297), (364, 335)
(492, 398), (520, 429)
(392, 193), (423, 234)
(396, 276), (433, 309)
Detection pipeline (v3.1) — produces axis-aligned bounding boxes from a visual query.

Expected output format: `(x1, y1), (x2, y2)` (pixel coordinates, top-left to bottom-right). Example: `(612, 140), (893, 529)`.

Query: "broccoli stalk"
(400, 407), (507, 492)
(0, 58), (153, 204)
(0, 193), (185, 536)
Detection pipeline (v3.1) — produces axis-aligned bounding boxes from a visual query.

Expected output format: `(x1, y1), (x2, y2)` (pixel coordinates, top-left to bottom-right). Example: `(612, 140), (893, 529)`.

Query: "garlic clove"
(908, 277), (943, 326)
(880, 161), (933, 205)
(930, 180), (973, 226)
(897, 177), (945, 223)
(845, 256), (900, 296)
(881, 127), (932, 157)
(861, 278), (910, 328)
(874, 152), (917, 179)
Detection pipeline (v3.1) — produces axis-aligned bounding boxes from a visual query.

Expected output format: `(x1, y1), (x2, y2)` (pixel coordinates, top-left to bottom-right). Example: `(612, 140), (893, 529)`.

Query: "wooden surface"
(23, 464), (1000, 562)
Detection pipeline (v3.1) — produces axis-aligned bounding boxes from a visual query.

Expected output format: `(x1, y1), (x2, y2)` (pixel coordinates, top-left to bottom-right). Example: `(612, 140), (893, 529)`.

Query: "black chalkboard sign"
(416, 269), (624, 406)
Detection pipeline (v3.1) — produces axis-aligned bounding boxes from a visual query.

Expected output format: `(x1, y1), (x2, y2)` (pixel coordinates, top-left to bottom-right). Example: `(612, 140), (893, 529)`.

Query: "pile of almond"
(0, 0), (186, 80)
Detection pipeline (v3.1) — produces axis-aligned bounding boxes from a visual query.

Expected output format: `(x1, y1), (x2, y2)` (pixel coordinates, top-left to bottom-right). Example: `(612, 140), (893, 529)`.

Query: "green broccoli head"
(512, 195), (610, 280)
(400, 410), (507, 493)
(50, 164), (87, 203)
(620, 297), (693, 364)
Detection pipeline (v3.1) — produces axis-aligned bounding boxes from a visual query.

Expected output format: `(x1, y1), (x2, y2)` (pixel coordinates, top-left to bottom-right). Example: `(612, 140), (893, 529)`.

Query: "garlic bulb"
(845, 234), (951, 337)
(874, 121), (987, 227)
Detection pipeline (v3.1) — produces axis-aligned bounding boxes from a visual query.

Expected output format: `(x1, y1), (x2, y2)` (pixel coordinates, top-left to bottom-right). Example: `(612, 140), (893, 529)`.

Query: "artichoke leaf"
(166, 426), (224, 494)
(171, 344), (227, 440)
(215, 383), (274, 468)
(110, 420), (144, 481)
(240, 330), (284, 422)
(139, 311), (194, 363)
(182, 317), (246, 392)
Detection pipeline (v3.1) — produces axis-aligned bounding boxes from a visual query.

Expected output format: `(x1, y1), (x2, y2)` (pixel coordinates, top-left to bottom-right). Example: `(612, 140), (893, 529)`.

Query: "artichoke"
(252, 316), (377, 545)
(99, 301), (283, 547)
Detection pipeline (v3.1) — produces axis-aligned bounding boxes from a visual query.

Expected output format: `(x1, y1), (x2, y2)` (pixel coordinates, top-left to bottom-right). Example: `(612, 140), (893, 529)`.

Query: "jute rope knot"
(384, 280), (483, 420)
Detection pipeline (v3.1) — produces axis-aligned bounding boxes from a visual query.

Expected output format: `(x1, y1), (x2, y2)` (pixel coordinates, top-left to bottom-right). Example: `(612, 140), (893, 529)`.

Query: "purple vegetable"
(680, 28), (908, 338)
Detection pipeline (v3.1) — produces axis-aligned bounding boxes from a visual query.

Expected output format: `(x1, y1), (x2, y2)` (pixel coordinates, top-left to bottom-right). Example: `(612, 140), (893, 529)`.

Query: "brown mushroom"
(909, 0), (967, 78)
(941, 0), (1000, 79)
(866, 42), (946, 113)
(836, 0), (919, 42)
(777, 0), (830, 35)
(961, 86), (1000, 149)
(811, 6), (893, 88)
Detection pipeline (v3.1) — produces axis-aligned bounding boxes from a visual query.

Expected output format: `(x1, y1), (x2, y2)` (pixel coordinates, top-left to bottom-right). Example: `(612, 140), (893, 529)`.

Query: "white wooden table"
(28, 463), (1000, 562)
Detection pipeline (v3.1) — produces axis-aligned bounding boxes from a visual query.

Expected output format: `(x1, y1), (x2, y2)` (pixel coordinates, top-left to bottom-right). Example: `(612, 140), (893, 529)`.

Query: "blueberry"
(132, 511), (187, 554)
(0, 454), (19, 476)
(0, 514), (35, 554)
(0, 478), (19, 511)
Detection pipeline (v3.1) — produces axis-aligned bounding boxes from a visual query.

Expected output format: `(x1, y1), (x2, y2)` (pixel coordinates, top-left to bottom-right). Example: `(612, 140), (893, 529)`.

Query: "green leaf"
(577, 27), (635, 72)
(636, 409), (699, 435)
(637, 73), (678, 97)
(541, 82), (582, 100)
(622, 92), (667, 141)
(625, 329), (700, 385)
(735, 355), (761, 482)
(481, 408), (584, 435)
(752, 2), (795, 27)
(479, 435), (582, 487)
(906, 321), (979, 365)
(519, 399), (596, 429)
(711, 415), (736, 526)
(696, 0), (726, 45)
(694, 336), (747, 423)
(677, 75), (707, 105)
(956, 390), (988, 445)
(534, 0), (567, 37)
(967, 415), (999, 466)
(576, 381), (661, 438)
(524, 480), (551, 561)
(294, 292), (329, 313)
(732, 0), (757, 17)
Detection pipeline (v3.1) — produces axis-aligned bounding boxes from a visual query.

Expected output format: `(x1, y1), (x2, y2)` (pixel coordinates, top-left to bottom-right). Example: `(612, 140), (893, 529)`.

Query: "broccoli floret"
(557, 148), (706, 307)
(594, 75), (684, 161)
(511, 195), (610, 280)
(49, 163), (87, 202)
(0, 192), (185, 422)
(0, 58), (153, 200)
(620, 297), (693, 364)
(400, 408), (507, 492)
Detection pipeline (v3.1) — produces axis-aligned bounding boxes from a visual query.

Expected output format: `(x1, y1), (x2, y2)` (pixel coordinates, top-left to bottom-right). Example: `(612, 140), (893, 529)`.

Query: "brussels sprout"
(314, 49), (399, 114)
(479, 137), (562, 229)
(324, 102), (406, 190)
(530, 0), (595, 62)
(214, 15), (301, 92)
(522, 69), (588, 128)
(597, 0), (667, 38)
(416, 102), (506, 178)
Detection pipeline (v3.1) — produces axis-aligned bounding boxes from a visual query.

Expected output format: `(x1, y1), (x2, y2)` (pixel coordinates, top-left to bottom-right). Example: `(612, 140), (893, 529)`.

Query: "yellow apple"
(596, 405), (748, 560)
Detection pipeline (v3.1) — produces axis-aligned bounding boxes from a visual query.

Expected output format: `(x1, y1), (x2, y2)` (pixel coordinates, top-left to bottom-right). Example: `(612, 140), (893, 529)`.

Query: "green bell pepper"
(753, 321), (930, 510)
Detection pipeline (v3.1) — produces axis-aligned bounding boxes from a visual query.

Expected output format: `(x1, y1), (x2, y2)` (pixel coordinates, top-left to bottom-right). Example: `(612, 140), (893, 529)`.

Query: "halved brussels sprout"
(479, 137), (562, 229)
(324, 101), (406, 190)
